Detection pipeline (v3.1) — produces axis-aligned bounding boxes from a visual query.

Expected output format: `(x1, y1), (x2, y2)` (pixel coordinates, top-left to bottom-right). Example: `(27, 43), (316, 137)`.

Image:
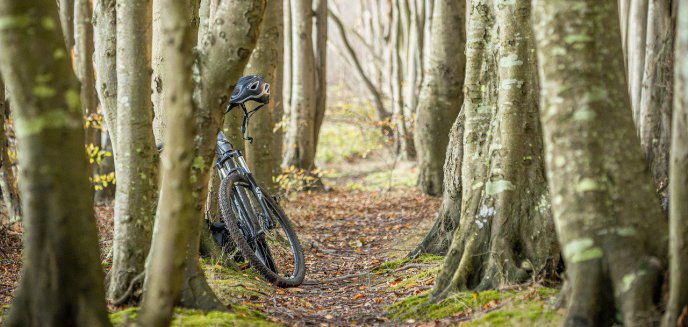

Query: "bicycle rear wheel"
(219, 173), (305, 287)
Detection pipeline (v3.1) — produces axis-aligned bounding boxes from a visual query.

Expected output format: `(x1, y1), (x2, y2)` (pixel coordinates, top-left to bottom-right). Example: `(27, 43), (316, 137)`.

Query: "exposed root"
(112, 272), (145, 306)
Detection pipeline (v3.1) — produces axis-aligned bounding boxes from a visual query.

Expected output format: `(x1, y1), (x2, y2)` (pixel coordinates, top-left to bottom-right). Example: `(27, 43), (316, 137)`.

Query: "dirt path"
(257, 189), (441, 326)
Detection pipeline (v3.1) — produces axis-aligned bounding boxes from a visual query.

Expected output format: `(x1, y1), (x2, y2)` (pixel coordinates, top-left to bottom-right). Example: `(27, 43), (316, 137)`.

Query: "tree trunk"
(619, 0), (630, 64)
(414, 0), (466, 196)
(390, 0), (414, 159)
(282, 0), (318, 170)
(272, 0), (285, 179)
(93, 0), (118, 148)
(282, 0), (292, 141)
(628, 0), (649, 122)
(108, 0), (159, 303)
(244, 0), (282, 191)
(638, 0), (674, 195)
(94, 130), (116, 205)
(179, 0), (265, 310)
(663, 2), (688, 325)
(533, 1), (668, 325)
(410, 109), (464, 256)
(74, 0), (100, 183)
(427, 0), (559, 300)
(312, 0), (327, 155)
(0, 1), (111, 325)
(139, 1), (198, 325)
(0, 81), (21, 223)
(151, 0), (165, 144)
(58, 0), (75, 50)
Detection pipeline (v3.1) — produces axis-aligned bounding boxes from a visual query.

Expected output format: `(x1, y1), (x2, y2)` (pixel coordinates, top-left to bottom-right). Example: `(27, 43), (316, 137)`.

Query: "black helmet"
(227, 75), (270, 111)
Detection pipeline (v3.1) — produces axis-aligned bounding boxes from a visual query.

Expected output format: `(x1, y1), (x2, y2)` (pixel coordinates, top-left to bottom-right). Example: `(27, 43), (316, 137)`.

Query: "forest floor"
(0, 165), (562, 326)
(1, 93), (562, 326)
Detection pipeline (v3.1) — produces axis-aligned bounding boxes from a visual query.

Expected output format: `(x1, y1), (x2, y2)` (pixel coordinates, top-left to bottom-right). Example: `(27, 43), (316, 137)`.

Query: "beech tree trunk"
(533, 0), (668, 325)
(151, 0), (165, 144)
(312, 0), (327, 154)
(628, 0), (648, 122)
(93, 0), (118, 147)
(244, 0), (282, 190)
(414, 0), (466, 196)
(139, 1), (198, 325)
(282, 0), (319, 170)
(58, 0), (75, 50)
(108, 0), (159, 302)
(390, 0), (414, 159)
(74, 0), (99, 156)
(0, 80), (21, 222)
(282, 0), (292, 135)
(663, 2), (688, 325)
(179, 0), (265, 310)
(424, 0), (559, 299)
(638, 0), (674, 193)
(0, 1), (110, 325)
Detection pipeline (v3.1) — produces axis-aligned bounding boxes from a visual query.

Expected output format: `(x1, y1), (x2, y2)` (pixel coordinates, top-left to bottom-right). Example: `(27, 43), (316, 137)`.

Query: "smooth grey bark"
(58, 0), (74, 50)
(427, 0), (559, 299)
(282, 0), (318, 170)
(108, 0), (159, 303)
(244, 0), (282, 191)
(272, 0), (285, 178)
(663, 1), (688, 325)
(93, 0), (118, 147)
(180, 0), (265, 310)
(414, 0), (466, 196)
(390, 0), (414, 159)
(638, 0), (674, 193)
(312, 0), (327, 155)
(628, 0), (648, 122)
(139, 1), (198, 325)
(282, 0), (292, 134)
(0, 1), (110, 325)
(74, 0), (100, 178)
(151, 0), (165, 144)
(533, 0), (668, 325)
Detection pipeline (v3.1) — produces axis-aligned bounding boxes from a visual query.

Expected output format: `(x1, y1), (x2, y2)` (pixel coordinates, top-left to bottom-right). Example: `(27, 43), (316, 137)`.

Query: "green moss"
(110, 307), (279, 327)
(463, 301), (561, 327)
(202, 260), (272, 303)
(387, 287), (561, 324)
(1, 304), (9, 319)
(388, 290), (505, 321)
(375, 253), (444, 273)
(391, 266), (441, 290)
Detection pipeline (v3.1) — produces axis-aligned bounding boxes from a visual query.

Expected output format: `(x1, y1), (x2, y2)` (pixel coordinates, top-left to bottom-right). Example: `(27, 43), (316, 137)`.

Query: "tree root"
(112, 271), (145, 306)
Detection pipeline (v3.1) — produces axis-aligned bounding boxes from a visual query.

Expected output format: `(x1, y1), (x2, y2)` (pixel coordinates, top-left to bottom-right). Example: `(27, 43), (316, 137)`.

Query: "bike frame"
(215, 131), (277, 271)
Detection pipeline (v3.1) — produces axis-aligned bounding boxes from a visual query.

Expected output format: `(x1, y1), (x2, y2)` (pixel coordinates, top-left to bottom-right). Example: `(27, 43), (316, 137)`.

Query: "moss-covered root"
(374, 253), (444, 273)
(387, 287), (561, 326)
(110, 307), (279, 327)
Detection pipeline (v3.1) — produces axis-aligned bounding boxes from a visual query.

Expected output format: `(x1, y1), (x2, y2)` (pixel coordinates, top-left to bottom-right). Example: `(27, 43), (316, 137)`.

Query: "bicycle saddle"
(226, 75), (270, 112)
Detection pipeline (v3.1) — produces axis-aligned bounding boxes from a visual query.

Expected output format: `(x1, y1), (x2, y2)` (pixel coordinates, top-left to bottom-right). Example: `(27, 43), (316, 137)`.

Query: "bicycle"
(207, 75), (305, 287)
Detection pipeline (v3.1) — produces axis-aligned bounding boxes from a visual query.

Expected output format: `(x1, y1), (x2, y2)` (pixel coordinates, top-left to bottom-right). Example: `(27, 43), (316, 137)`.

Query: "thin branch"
(328, 8), (391, 122)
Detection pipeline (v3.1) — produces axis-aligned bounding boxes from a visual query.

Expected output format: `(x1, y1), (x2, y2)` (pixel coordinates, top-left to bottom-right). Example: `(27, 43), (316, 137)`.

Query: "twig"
(112, 271), (145, 306)
(302, 272), (371, 285)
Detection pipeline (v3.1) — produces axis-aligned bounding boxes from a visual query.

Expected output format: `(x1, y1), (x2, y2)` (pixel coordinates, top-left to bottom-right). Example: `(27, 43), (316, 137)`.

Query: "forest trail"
(259, 189), (441, 326)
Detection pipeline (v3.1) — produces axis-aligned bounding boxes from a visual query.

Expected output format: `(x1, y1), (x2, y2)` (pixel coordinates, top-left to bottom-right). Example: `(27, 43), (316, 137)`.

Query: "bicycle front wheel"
(219, 173), (305, 287)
